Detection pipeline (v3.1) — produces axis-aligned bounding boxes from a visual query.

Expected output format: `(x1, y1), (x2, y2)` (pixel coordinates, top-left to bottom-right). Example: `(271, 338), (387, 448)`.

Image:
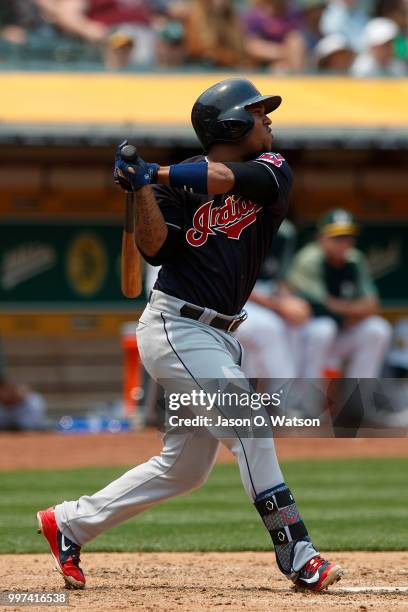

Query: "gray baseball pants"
(55, 290), (316, 572)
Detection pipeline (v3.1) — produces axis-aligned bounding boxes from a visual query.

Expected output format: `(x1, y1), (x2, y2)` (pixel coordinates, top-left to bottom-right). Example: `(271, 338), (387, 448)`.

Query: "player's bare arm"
(134, 186), (168, 257)
(326, 295), (378, 319)
(249, 292), (310, 326)
(113, 143), (168, 257)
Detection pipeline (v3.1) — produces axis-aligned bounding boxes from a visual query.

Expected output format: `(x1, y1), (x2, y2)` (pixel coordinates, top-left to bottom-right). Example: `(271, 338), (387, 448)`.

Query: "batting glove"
(113, 142), (159, 192)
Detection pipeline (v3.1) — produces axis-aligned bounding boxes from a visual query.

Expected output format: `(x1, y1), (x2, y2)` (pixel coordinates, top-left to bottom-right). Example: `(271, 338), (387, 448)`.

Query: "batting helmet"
(191, 78), (282, 151)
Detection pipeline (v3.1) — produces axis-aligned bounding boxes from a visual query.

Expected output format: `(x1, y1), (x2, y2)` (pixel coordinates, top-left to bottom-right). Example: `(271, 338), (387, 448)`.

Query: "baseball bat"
(120, 144), (142, 298)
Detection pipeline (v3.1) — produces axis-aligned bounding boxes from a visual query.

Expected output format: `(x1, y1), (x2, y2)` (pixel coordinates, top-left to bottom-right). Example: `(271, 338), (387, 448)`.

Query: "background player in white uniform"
(288, 209), (392, 378)
(37, 79), (344, 592)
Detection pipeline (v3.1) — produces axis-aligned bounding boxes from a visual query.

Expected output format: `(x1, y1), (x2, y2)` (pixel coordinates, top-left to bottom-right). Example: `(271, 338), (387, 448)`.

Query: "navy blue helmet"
(191, 78), (282, 151)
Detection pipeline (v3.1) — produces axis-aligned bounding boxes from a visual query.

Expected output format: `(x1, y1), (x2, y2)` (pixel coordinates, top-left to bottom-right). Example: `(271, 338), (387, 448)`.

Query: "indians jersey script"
(149, 153), (292, 315)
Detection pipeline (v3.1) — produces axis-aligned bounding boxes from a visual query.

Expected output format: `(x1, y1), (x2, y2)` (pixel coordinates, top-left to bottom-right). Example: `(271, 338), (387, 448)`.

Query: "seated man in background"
(243, 0), (307, 73)
(41, 0), (155, 68)
(0, 1), (34, 46)
(288, 209), (391, 378)
(0, 377), (46, 431)
(184, 0), (246, 68)
(0, 0), (56, 47)
(314, 33), (355, 73)
(320, 0), (370, 52)
(351, 17), (407, 76)
(236, 220), (310, 382)
(375, 0), (408, 64)
(298, 0), (328, 58)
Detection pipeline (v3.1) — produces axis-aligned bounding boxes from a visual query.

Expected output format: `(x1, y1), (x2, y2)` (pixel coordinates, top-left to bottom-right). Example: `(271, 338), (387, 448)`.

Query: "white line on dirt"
(334, 586), (408, 593)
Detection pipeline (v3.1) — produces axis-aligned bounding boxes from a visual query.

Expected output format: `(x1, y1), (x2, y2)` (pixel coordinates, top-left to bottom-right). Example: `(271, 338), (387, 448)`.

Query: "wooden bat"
(119, 143), (143, 298)
(121, 191), (142, 298)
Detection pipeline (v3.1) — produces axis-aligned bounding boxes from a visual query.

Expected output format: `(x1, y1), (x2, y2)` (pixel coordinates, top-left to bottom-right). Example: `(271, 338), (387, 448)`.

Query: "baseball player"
(288, 209), (392, 378)
(37, 79), (344, 592)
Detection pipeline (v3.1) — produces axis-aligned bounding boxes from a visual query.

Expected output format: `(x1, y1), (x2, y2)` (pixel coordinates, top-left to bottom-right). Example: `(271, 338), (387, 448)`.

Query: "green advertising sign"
(1, 221), (407, 309)
(0, 222), (145, 308)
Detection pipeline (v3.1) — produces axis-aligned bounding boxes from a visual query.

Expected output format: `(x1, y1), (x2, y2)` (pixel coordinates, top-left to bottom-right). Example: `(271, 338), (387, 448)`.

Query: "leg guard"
(254, 483), (318, 576)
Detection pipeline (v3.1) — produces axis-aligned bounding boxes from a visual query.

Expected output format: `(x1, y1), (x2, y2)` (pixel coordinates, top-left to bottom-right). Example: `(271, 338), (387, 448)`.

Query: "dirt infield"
(1, 433), (407, 610)
(1, 552), (407, 611)
(1, 430), (408, 470)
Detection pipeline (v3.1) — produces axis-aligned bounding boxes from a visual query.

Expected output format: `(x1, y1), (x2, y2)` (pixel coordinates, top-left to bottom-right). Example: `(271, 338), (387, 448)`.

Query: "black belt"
(179, 304), (247, 333)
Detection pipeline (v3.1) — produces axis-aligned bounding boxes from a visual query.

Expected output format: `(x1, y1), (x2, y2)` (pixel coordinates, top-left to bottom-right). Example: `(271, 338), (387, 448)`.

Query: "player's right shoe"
(292, 555), (345, 591)
(36, 507), (85, 589)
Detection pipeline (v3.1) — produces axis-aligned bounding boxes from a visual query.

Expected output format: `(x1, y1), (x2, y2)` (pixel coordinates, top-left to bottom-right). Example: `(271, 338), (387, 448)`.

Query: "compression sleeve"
(223, 161), (281, 203)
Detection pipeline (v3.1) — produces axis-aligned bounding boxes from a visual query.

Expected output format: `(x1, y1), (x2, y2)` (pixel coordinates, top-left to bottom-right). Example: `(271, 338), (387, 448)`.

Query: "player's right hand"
(113, 142), (159, 193)
(275, 296), (311, 326)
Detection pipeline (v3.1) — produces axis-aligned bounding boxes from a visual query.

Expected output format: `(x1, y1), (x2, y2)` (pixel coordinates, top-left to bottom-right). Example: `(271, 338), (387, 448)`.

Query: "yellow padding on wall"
(1, 73), (407, 127)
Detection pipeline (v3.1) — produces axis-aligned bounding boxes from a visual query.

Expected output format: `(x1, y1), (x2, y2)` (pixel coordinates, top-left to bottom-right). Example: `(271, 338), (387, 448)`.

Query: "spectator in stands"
(321, 0), (370, 52)
(45, 0), (155, 68)
(351, 17), (407, 76)
(0, 377), (46, 431)
(103, 30), (135, 69)
(0, 0), (52, 47)
(243, 0), (307, 72)
(314, 33), (355, 71)
(374, 0), (408, 62)
(298, 0), (328, 56)
(0, 1), (103, 65)
(184, 0), (246, 68)
(152, 1), (187, 67)
(155, 19), (185, 66)
(236, 220), (311, 382)
(151, 0), (187, 15)
(288, 209), (392, 378)
(0, 2), (26, 46)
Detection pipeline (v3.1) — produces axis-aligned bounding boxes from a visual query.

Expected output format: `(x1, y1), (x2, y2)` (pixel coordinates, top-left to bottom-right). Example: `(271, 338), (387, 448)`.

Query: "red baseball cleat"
(37, 507), (85, 589)
(293, 556), (345, 591)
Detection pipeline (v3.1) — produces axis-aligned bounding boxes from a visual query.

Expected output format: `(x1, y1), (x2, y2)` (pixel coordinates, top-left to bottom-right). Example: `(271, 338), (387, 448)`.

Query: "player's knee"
(359, 316), (392, 347)
(175, 465), (211, 493)
(308, 317), (338, 345)
(187, 469), (212, 491)
(161, 450), (213, 493)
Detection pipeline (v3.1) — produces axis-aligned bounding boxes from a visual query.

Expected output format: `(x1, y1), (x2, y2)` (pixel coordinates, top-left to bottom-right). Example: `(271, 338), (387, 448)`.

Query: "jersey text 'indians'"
(186, 196), (262, 247)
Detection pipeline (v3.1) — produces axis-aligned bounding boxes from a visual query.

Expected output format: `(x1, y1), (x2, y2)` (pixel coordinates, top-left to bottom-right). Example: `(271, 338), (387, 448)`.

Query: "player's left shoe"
(293, 556), (345, 591)
(37, 507), (85, 589)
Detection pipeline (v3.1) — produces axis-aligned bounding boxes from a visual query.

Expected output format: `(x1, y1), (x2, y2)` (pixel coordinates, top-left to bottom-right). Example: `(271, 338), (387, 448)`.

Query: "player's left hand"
(113, 143), (159, 192)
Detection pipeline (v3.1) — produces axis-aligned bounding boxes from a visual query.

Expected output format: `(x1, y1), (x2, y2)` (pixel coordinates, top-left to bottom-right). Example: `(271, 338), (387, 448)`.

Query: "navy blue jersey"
(145, 152), (292, 315)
